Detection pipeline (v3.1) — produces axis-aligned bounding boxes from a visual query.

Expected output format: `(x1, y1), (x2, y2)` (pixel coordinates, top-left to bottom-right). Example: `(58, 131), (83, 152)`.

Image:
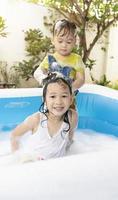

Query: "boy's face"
(52, 29), (76, 56)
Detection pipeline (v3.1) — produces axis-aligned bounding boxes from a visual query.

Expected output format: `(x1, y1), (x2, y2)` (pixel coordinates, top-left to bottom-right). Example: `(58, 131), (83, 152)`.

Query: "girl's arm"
(10, 113), (40, 152)
(69, 109), (78, 141)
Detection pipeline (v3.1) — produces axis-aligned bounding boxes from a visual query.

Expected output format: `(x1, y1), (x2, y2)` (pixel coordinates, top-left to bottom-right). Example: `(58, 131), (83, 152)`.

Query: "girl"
(10, 76), (78, 161)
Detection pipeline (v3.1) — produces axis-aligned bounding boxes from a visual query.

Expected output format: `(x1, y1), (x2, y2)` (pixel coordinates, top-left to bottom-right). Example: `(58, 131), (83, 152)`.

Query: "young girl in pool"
(10, 76), (78, 162)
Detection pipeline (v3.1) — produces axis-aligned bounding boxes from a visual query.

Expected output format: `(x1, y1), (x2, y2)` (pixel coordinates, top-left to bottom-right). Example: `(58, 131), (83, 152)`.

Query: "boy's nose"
(62, 42), (66, 47)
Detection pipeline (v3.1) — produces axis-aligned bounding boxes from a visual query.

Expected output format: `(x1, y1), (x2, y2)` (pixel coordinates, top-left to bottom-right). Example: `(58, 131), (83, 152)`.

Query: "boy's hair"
(53, 19), (77, 37)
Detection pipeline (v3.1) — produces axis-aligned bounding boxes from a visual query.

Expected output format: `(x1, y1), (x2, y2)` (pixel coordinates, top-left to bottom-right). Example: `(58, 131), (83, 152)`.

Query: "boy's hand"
(42, 72), (63, 85)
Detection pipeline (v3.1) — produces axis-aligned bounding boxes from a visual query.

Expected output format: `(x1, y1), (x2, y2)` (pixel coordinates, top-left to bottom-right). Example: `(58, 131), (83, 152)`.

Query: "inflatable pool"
(0, 84), (118, 200)
(0, 84), (118, 135)
(77, 84), (118, 136)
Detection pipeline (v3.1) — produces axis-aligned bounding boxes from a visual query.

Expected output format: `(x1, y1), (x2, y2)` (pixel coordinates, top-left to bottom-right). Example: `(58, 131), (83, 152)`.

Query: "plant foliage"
(13, 29), (52, 80)
(0, 16), (7, 37)
(35, 0), (118, 67)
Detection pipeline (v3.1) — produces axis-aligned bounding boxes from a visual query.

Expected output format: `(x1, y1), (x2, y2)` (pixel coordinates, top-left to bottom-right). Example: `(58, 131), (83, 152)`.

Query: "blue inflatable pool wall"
(0, 84), (118, 136)
(77, 92), (118, 135)
(77, 84), (118, 136)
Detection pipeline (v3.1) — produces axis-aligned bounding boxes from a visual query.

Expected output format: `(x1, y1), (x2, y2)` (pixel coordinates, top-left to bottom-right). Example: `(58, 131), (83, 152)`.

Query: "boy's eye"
(58, 40), (63, 43)
(67, 40), (72, 44)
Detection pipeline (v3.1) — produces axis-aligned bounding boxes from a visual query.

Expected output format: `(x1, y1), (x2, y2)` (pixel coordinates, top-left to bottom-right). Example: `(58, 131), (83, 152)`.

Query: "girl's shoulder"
(28, 111), (40, 120)
(31, 112), (47, 124)
(24, 112), (40, 128)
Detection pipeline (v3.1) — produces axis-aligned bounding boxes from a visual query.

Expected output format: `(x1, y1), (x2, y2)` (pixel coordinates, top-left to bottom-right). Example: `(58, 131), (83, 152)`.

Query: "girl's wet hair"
(43, 75), (72, 101)
(53, 19), (77, 37)
(39, 76), (72, 133)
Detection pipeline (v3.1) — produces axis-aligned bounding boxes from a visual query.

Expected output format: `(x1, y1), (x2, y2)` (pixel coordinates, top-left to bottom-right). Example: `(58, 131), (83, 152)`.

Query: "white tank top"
(21, 112), (70, 159)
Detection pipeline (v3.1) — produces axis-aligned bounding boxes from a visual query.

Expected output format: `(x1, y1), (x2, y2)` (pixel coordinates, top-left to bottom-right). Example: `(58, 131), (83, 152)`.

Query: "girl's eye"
(50, 95), (55, 98)
(62, 95), (68, 98)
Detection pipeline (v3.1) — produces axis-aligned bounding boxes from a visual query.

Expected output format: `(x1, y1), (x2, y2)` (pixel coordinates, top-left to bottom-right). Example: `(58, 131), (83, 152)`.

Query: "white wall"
(0, 0), (118, 82)
(85, 29), (109, 83)
(0, 0), (50, 65)
(106, 25), (118, 81)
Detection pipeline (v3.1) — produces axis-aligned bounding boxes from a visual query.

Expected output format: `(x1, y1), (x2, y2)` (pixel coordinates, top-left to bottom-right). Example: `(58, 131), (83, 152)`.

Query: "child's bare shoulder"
(24, 112), (40, 128)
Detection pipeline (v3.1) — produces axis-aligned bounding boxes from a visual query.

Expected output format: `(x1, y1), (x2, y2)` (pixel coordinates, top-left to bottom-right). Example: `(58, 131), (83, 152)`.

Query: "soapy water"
(0, 130), (118, 165)
(68, 130), (118, 155)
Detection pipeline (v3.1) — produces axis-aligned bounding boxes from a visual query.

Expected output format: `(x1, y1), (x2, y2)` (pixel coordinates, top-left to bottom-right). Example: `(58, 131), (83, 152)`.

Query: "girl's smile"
(45, 82), (72, 117)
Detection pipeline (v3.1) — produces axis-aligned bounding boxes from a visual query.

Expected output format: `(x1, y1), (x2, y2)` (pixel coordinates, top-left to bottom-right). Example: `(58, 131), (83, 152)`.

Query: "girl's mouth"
(54, 107), (64, 111)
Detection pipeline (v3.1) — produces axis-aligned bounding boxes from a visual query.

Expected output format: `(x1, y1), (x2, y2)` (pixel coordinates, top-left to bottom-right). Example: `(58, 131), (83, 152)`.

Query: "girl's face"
(45, 82), (72, 117)
(52, 29), (76, 56)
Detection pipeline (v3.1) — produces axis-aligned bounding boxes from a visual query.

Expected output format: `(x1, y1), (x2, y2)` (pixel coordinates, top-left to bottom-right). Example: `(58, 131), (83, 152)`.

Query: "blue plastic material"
(0, 88), (118, 137)
(0, 96), (41, 131)
(76, 93), (118, 136)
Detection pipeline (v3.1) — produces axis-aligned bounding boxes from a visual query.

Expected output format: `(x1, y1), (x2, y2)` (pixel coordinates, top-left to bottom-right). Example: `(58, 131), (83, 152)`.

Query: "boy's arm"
(72, 55), (85, 92)
(34, 56), (49, 85)
(72, 70), (85, 92)
(34, 67), (48, 85)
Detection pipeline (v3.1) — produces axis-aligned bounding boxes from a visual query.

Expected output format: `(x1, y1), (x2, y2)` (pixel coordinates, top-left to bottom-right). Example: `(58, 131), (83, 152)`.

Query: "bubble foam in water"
(67, 130), (118, 156)
(1, 130), (118, 165)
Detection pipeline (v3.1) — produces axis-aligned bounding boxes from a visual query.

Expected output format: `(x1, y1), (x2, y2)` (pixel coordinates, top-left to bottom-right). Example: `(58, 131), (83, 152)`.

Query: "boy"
(34, 19), (85, 94)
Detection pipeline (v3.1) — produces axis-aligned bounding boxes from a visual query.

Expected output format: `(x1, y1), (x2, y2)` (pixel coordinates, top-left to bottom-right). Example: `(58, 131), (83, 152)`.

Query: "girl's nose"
(55, 97), (62, 104)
